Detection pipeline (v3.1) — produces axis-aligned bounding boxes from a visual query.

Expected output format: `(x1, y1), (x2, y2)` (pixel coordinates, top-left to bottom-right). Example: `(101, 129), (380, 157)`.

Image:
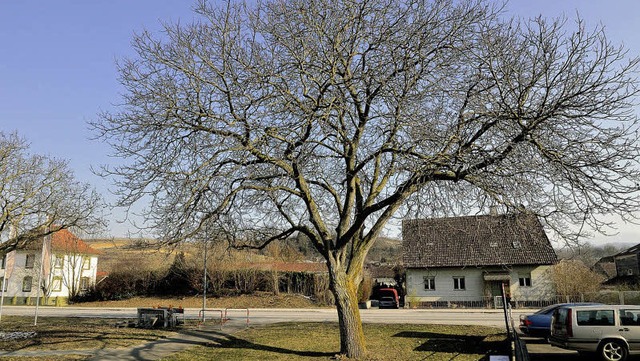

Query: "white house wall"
(512, 265), (555, 302)
(406, 268), (485, 302)
(0, 252), (36, 298)
(0, 251), (98, 301)
(47, 254), (99, 298)
(406, 266), (555, 303)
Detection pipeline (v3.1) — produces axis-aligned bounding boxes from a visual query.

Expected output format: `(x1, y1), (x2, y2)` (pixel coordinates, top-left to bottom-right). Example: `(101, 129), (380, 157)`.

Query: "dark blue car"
(519, 303), (602, 338)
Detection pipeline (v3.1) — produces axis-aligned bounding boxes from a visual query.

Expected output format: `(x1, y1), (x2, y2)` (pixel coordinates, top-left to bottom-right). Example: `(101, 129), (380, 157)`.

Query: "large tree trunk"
(329, 261), (366, 358)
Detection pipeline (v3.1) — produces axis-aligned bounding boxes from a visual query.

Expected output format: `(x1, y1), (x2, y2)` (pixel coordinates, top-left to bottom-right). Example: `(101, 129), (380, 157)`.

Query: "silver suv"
(550, 304), (640, 361)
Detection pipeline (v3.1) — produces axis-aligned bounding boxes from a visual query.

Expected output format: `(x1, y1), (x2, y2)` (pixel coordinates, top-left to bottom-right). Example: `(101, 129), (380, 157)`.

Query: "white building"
(402, 213), (558, 308)
(0, 229), (100, 305)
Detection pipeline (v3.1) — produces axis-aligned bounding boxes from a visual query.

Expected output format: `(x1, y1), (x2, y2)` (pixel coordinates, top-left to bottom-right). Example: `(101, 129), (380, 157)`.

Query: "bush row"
(76, 255), (335, 305)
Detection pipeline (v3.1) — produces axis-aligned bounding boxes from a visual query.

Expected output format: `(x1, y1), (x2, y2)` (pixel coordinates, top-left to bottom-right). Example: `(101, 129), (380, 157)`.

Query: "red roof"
(51, 229), (101, 255)
(96, 271), (109, 278)
(23, 228), (101, 255)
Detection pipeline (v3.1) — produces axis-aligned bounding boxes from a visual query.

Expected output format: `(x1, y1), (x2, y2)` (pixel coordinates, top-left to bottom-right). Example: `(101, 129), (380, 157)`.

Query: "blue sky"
(1, 0), (640, 242)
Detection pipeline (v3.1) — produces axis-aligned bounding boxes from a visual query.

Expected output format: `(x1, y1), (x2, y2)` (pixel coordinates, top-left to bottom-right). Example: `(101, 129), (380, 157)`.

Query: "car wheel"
(599, 339), (628, 361)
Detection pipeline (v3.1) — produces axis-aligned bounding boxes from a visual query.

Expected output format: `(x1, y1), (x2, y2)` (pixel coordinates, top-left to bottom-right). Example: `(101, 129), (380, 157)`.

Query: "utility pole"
(202, 238), (207, 322)
(35, 225), (51, 326)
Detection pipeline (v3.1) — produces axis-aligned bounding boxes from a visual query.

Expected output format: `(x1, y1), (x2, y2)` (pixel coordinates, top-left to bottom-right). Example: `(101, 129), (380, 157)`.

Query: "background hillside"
(84, 236), (404, 275)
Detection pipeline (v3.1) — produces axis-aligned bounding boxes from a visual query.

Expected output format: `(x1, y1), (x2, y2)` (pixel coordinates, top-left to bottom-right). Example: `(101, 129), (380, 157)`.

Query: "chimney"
(489, 206), (498, 216)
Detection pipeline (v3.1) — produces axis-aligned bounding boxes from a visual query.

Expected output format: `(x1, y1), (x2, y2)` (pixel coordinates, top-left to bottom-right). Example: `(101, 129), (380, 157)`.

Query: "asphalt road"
(0, 306), (530, 328)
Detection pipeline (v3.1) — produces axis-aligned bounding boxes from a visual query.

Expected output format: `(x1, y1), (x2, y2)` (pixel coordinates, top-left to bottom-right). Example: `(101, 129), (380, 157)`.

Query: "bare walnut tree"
(93, 0), (640, 357)
(0, 132), (105, 251)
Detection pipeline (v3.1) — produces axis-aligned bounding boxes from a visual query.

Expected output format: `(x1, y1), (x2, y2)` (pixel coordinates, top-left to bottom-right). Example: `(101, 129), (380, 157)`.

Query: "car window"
(620, 309), (640, 326)
(577, 310), (615, 326)
(553, 308), (568, 327)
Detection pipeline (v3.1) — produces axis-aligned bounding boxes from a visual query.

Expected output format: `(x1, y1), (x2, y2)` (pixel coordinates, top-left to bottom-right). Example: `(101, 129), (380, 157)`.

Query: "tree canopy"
(0, 132), (105, 252)
(93, 0), (640, 357)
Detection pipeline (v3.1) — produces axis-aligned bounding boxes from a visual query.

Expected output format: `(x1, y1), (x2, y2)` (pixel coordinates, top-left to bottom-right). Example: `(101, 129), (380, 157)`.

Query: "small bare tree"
(59, 243), (85, 300)
(552, 259), (605, 299)
(93, 0), (640, 357)
(0, 132), (105, 252)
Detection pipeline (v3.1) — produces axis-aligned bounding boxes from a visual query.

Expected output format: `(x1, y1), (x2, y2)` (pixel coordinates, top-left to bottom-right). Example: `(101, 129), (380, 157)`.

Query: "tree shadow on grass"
(393, 331), (509, 360)
(10, 330), (163, 352)
(178, 329), (336, 358)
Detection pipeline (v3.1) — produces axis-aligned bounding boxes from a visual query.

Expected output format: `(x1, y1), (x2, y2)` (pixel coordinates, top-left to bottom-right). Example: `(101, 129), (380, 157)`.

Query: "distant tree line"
(556, 243), (626, 267)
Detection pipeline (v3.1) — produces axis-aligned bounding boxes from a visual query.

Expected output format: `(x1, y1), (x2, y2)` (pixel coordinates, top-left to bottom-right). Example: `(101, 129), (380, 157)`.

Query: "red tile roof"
(23, 229), (101, 255)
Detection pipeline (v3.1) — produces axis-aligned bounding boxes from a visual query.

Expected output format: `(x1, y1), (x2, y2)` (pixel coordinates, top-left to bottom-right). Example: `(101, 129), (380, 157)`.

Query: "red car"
(378, 288), (399, 309)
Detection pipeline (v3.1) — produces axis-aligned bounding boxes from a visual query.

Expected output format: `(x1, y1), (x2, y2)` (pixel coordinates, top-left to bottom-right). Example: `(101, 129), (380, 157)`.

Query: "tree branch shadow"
(3, 329), (168, 353)
(178, 329), (336, 357)
(393, 331), (509, 360)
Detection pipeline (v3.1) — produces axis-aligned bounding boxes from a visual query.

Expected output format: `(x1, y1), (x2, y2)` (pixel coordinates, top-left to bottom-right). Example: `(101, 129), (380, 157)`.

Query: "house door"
(483, 273), (511, 307)
(488, 281), (503, 298)
(487, 281), (511, 307)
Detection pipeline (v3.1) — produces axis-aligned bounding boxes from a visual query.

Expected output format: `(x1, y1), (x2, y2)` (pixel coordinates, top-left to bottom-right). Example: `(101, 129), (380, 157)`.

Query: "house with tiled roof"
(601, 244), (640, 286)
(612, 244), (640, 278)
(402, 213), (557, 308)
(0, 228), (100, 305)
(593, 255), (617, 281)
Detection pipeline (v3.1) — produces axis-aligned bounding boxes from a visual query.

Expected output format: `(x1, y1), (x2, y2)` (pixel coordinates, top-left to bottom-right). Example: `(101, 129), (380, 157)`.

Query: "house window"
(424, 276), (436, 291)
(82, 257), (91, 270)
(22, 276), (32, 292)
(54, 255), (64, 269)
(52, 277), (62, 292)
(1, 254), (5, 269)
(25, 254), (36, 269)
(0, 277), (6, 292)
(453, 277), (465, 290)
(80, 277), (91, 291)
(519, 275), (532, 287)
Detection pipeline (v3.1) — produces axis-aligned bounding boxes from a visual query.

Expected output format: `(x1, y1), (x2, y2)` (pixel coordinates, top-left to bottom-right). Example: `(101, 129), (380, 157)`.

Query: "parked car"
(519, 302), (601, 338)
(550, 304), (640, 361)
(378, 288), (399, 309)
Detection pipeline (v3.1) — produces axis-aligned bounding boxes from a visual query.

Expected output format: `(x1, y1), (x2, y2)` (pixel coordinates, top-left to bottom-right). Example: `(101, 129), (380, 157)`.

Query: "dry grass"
(0, 316), (174, 352)
(0, 356), (89, 361)
(75, 292), (324, 309)
(162, 322), (509, 361)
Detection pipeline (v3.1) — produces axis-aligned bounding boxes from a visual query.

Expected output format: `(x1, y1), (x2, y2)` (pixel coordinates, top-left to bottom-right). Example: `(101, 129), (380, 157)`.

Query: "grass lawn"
(0, 316), (174, 357)
(163, 322), (509, 361)
(0, 316), (509, 361)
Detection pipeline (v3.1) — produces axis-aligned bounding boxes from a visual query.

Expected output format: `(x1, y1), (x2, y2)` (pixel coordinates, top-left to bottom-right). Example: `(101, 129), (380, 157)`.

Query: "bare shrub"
(552, 259), (605, 297)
